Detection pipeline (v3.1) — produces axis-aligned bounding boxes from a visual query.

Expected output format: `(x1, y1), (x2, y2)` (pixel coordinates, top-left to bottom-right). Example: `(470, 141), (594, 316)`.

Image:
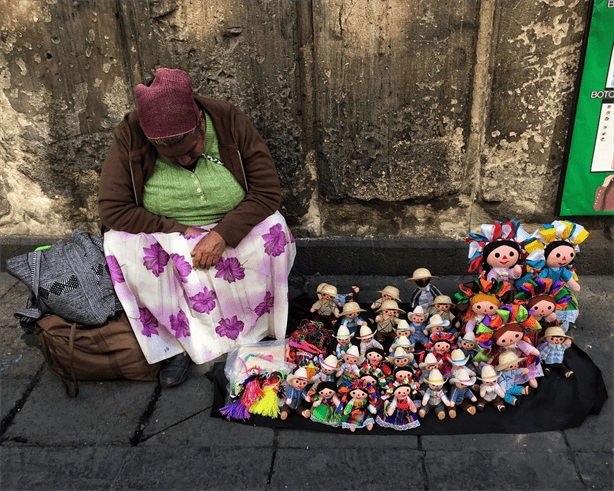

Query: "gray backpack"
(6, 229), (124, 332)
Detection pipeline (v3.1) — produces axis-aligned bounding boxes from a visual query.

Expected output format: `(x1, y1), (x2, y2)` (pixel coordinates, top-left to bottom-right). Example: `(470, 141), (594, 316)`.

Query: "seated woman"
(98, 68), (296, 388)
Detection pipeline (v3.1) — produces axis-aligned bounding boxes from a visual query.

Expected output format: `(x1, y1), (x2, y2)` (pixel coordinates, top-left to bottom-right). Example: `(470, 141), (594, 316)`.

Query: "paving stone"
(1, 376), (36, 422)
(574, 451), (614, 490)
(142, 360), (217, 438)
(276, 428), (419, 449)
(424, 450), (583, 490)
(0, 273), (19, 298)
(114, 446), (273, 489)
(270, 447), (425, 490)
(140, 409), (275, 447)
(0, 328), (45, 377)
(3, 370), (156, 446)
(420, 431), (568, 452)
(1, 446), (131, 490)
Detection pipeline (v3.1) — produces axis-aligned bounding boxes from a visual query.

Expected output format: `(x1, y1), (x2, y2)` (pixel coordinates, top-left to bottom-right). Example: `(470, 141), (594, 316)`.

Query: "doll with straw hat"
(371, 285), (402, 311)
(448, 368), (478, 417)
(333, 325), (354, 359)
(336, 345), (362, 386)
(357, 325), (383, 356)
(496, 350), (531, 407)
(310, 283), (340, 325)
(338, 301), (368, 336)
(374, 299), (405, 342)
(537, 326), (575, 379)
(419, 369), (453, 420)
(280, 367), (313, 420)
(476, 365), (506, 412)
(405, 268), (443, 310)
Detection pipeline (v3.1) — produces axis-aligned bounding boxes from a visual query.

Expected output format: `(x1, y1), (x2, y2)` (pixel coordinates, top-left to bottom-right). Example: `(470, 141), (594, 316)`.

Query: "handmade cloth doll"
(311, 354), (338, 389)
(477, 365), (506, 412)
(465, 220), (532, 286)
(338, 301), (368, 336)
(310, 381), (344, 427)
(449, 348), (476, 380)
(389, 325), (415, 353)
(338, 379), (379, 432)
(376, 382), (420, 431)
(454, 278), (514, 334)
(280, 367), (312, 420)
(516, 277), (578, 334)
(336, 345), (362, 385)
(371, 285), (402, 311)
(419, 369), (453, 420)
(249, 371), (285, 418)
(448, 368), (478, 417)
(406, 268), (443, 310)
(310, 283), (340, 325)
(423, 331), (456, 378)
(358, 372), (386, 412)
(538, 326), (575, 379)
(417, 352), (443, 387)
(408, 305), (429, 349)
(424, 314), (450, 340)
(495, 351), (531, 407)
(385, 347), (416, 376)
(374, 300), (404, 342)
(356, 325), (384, 356)
(360, 347), (387, 379)
(457, 331), (479, 364)
(476, 304), (543, 388)
(426, 295), (456, 326)
(332, 326), (354, 359)
(518, 220), (589, 293)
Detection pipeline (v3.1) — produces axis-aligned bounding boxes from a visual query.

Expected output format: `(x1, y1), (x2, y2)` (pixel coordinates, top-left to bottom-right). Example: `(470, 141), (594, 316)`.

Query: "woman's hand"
(190, 230), (226, 269)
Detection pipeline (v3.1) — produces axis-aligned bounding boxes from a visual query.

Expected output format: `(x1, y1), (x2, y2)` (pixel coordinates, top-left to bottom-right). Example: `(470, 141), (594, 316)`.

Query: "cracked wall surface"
(0, 0), (609, 241)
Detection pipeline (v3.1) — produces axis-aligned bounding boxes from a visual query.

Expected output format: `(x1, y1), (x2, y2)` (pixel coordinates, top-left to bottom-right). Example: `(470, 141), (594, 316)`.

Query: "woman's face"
(154, 124), (206, 167)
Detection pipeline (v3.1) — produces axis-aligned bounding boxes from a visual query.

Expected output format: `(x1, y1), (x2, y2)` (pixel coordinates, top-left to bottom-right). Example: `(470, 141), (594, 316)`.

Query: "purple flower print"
(255, 291), (274, 318)
(169, 309), (191, 338)
(189, 287), (217, 314)
(263, 223), (286, 257)
(106, 255), (125, 286)
(215, 257), (245, 283)
(170, 253), (192, 283)
(215, 315), (245, 341)
(143, 242), (170, 277)
(139, 307), (159, 337)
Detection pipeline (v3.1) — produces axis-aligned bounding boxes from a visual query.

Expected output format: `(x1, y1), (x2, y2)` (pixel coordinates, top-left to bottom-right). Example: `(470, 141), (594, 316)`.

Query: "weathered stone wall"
(0, 0), (610, 240)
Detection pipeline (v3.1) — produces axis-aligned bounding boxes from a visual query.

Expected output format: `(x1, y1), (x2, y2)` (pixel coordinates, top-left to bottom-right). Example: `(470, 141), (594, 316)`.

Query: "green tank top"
(142, 112), (246, 226)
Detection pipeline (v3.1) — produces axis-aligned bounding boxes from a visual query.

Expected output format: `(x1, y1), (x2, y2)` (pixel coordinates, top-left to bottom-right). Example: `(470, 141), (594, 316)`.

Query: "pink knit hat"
(135, 68), (200, 139)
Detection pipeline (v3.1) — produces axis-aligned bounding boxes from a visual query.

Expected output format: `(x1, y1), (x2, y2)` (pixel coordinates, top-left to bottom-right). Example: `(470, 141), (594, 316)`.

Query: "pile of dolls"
(221, 219), (588, 432)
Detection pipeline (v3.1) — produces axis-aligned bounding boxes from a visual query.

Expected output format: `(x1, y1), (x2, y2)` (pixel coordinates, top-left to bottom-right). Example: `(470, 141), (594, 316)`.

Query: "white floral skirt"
(103, 211), (296, 365)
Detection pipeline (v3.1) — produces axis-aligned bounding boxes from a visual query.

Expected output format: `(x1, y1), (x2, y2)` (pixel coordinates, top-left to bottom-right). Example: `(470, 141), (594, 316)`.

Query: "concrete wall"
(0, 0), (610, 242)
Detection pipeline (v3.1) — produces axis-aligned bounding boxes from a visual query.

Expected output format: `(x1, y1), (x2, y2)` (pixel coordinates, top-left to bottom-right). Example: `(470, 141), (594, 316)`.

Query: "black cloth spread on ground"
(207, 295), (608, 435)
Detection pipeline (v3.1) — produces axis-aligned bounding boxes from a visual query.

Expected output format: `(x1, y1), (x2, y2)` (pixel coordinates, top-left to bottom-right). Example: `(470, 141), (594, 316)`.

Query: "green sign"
(558, 0), (614, 215)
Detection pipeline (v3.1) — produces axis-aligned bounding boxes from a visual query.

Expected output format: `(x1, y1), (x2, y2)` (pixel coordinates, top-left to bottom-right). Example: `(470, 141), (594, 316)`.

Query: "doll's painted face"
(292, 378), (308, 390)
(361, 375), (378, 387)
(382, 309), (398, 318)
(346, 312), (359, 319)
(428, 382), (443, 390)
(394, 386), (410, 398)
(435, 303), (451, 312)
(321, 367), (336, 375)
(531, 299), (556, 317)
(496, 329), (523, 347)
(429, 325), (444, 335)
(432, 341), (451, 353)
(318, 387), (336, 399)
(394, 357), (410, 367)
(321, 293), (335, 301)
(482, 380), (496, 387)
(546, 335), (566, 344)
(338, 338), (351, 346)
(416, 278), (430, 287)
(545, 244), (575, 268)
(424, 364), (438, 372)
(460, 339), (476, 351)
(487, 244), (519, 268)
(366, 351), (383, 365)
(344, 354), (359, 365)
(395, 370), (412, 383)
(383, 293), (393, 301)
(472, 299), (499, 316)
(396, 330), (411, 338)
(350, 388), (368, 401)
(410, 313), (425, 324)
(504, 362), (520, 371)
